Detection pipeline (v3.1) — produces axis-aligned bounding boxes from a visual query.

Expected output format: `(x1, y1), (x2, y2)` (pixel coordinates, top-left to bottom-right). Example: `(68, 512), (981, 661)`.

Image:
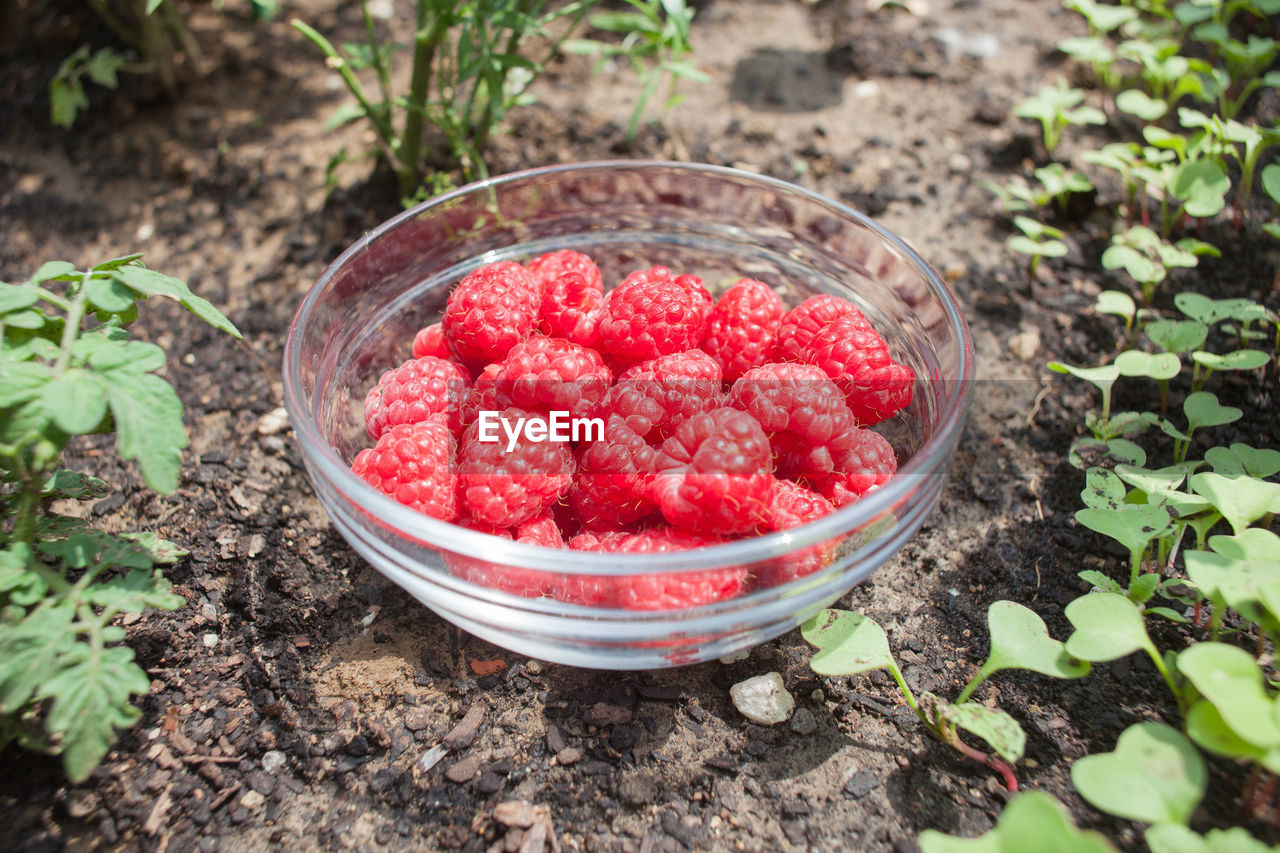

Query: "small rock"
(256, 407), (291, 436)
(730, 672), (795, 725)
(947, 153), (973, 174)
(202, 633), (218, 648)
(446, 755), (480, 783)
(555, 747), (583, 766)
(618, 773), (659, 806)
(545, 723), (568, 754)
(239, 790), (266, 812)
(477, 769), (502, 794)
(525, 660), (544, 675)
(789, 707), (818, 736)
(718, 649), (750, 664)
(494, 800), (539, 828)
(64, 789), (99, 819)
(404, 707), (432, 732)
(844, 770), (881, 798)
(1008, 328), (1041, 361)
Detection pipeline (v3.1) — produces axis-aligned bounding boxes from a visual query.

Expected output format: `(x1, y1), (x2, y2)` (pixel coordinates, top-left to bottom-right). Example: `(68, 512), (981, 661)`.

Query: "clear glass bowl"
(283, 161), (973, 670)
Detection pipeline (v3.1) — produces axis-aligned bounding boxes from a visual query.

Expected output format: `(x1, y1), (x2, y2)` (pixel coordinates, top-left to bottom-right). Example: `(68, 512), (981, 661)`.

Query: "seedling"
(1101, 225), (1218, 302)
(1014, 78), (1106, 156)
(920, 790), (1118, 853)
(1007, 216), (1069, 279)
(1065, 593), (1186, 712)
(1071, 722), (1207, 824)
(803, 602), (1089, 791)
(985, 164), (1094, 214)
(0, 255), (240, 781)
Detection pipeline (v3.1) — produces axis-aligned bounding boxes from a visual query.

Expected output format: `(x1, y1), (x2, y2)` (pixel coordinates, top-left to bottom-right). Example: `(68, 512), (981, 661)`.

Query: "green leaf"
(86, 339), (166, 373)
(28, 261), (77, 284)
(1171, 159), (1230, 218)
(1178, 642), (1280, 749)
(1071, 722), (1206, 825)
(801, 610), (896, 676)
(0, 283), (41, 314)
(104, 371), (187, 494)
(1008, 236), (1068, 258)
(1069, 438), (1146, 469)
(1116, 89), (1168, 120)
(1130, 572), (1161, 604)
(38, 529), (159, 571)
(1204, 444), (1280, 479)
(943, 702), (1026, 764)
(1262, 163), (1280, 205)
(1079, 570), (1125, 594)
(1115, 349), (1180, 380)
(1047, 361), (1119, 393)
(1064, 592), (1157, 662)
(49, 77), (87, 128)
(1183, 391), (1241, 433)
(84, 48), (125, 88)
(1146, 824), (1276, 853)
(1102, 244), (1163, 283)
(1075, 505), (1171, 560)
(0, 360), (53, 408)
(1113, 463), (1195, 496)
(324, 100), (366, 132)
(981, 600), (1091, 681)
(1192, 349), (1270, 372)
(86, 569), (185, 613)
(1185, 550), (1280, 623)
(39, 368), (109, 434)
(0, 545), (46, 606)
(42, 470), (111, 500)
(36, 643), (151, 782)
(1190, 472), (1279, 533)
(84, 276), (136, 313)
(1207, 528), (1280, 562)
(112, 266), (241, 339)
(920, 791), (1118, 853)
(1095, 290), (1136, 322)
(1145, 319), (1208, 354)
(1082, 467), (1126, 510)
(0, 604), (78, 714)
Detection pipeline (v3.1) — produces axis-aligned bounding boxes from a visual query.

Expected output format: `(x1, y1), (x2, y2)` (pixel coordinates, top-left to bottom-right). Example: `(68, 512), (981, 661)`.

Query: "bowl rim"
(283, 159), (974, 575)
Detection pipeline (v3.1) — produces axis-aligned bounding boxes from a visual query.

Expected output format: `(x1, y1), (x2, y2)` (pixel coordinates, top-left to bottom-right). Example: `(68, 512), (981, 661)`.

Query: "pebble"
(1008, 328), (1042, 361)
(239, 790), (266, 812)
(618, 773), (659, 806)
(719, 649), (750, 664)
(789, 707), (818, 736)
(730, 673), (795, 726)
(256, 407), (291, 436)
(446, 755), (479, 783)
(404, 707), (432, 732)
(843, 771), (882, 798)
(555, 747), (583, 766)
(947, 153), (973, 174)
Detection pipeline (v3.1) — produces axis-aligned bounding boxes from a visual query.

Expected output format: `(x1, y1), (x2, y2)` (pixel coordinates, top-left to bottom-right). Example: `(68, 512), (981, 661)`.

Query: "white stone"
(730, 672), (795, 725)
(718, 649), (750, 664)
(261, 750), (287, 775)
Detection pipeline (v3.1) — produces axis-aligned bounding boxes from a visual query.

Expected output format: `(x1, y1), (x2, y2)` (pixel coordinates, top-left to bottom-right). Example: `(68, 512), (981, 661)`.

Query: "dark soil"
(1, 0), (1276, 850)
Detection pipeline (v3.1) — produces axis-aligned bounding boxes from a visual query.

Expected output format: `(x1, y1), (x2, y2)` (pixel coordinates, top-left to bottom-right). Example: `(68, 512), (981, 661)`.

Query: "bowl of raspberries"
(283, 161), (972, 669)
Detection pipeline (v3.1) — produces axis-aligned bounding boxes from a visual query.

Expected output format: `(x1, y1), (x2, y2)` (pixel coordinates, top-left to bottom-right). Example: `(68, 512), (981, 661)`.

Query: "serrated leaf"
(42, 470), (111, 500)
(112, 267), (241, 339)
(920, 791), (1117, 853)
(1065, 592), (1156, 662)
(981, 601), (1090, 681)
(87, 339), (166, 373)
(801, 609), (896, 676)
(1130, 572), (1160, 604)
(36, 642), (151, 782)
(121, 532), (188, 564)
(0, 604), (78, 714)
(0, 544), (45, 606)
(86, 569), (185, 613)
(84, 48), (125, 88)
(0, 282), (41, 314)
(1071, 722), (1206, 824)
(38, 529), (159, 571)
(1079, 570), (1125, 594)
(1179, 642), (1280, 749)
(40, 368), (109, 434)
(105, 370), (187, 494)
(0, 360), (53, 408)
(943, 702), (1026, 763)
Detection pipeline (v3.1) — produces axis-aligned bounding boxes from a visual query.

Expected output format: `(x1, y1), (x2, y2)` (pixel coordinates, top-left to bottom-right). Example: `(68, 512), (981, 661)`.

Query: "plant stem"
(943, 726), (1020, 792)
(1146, 645), (1186, 717)
(400, 0), (451, 198)
(954, 665), (992, 707)
(52, 275), (88, 378)
(886, 663), (920, 715)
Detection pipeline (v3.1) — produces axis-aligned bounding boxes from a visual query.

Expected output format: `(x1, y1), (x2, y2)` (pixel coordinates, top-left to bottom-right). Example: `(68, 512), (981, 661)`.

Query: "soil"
(1, 0), (1277, 850)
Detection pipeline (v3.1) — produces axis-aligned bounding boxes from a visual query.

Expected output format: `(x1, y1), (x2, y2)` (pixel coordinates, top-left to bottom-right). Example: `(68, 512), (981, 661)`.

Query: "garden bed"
(1, 0), (1277, 849)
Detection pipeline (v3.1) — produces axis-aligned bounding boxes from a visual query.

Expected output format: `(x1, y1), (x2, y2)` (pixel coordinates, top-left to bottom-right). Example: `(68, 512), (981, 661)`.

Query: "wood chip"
(442, 703), (486, 750)
(469, 658), (507, 676)
(518, 819), (547, 853)
(414, 743), (448, 775)
(143, 789), (171, 835)
(446, 755), (480, 783)
(494, 800), (539, 829)
(208, 782), (242, 813)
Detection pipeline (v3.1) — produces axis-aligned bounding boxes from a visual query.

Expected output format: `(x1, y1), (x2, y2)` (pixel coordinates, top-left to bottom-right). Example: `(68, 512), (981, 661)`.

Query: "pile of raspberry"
(351, 251), (915, 610)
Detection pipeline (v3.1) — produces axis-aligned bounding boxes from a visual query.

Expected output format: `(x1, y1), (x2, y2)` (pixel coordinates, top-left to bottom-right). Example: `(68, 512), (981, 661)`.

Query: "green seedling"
(0, 255), (240, 782)
(1064, 593), (1185, 711)
(1182, 111), (1280, 227)
(1192, 28), (1280, 119)
(1113, 38), (1210, 118)
(804, 603), (1088, 791)
(1071, 722), (1207, 825)
(919, 790), (1118, 853)
(1014, 78), (1106, 155)
(1180, 642), (1280, 772)
(49, 46), (128, 129)
(1007, 217), (1069, 279)
(1058, 35), (1124, 93)
(1101, 225), (1219, 302)
(563, 0), (710, 139)
(1082, 143), (1148, 226)
(1065, 0), (1140, 35)
(985, 164), (1094, 214)
(1146, 825), (1279, 853)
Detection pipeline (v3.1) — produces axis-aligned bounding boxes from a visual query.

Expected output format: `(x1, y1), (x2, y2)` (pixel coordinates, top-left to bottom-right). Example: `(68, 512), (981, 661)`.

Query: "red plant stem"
(948, 736), (1020, 793)
(1193, 600), (1203, 628)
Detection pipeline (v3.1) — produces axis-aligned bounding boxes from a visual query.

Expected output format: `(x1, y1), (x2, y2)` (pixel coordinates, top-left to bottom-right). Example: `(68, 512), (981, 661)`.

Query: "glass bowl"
(283, 160), (973, 670)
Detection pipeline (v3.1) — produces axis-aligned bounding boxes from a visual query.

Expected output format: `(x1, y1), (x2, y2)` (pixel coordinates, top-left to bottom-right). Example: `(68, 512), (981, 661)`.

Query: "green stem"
(400, 1), (452, 197)
(1146, 645), (1186, 717)
(360, 0), (394, 114)
(1129, 548), (1143, 588)
(52, 274), (88, 378)
(886, 663), (920, 715)
(954, 664), (994, 707)
(291, 20), (397, 158)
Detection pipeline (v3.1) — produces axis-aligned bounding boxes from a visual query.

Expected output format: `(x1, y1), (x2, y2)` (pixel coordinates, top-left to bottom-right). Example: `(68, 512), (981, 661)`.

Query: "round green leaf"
(1095, 290), (1135, 321)
(1075, 505), (1171, 560)
(1115, 349), (1180, 380)
(1071, 722), (1207, 825)
(1191, 349), (1270, 372)
(1185, 699), (1268, 764)
(1146, 824), (1275, 853)
(944, 702), (1026, 764)
(1116, 89), (1168, 120)
(1205, 443), (1280, 479)
(983, 601), (1091, 680)
(1183, 391), (1241, 433)
(1144, 319), (1207, 354)
(85, 276), (137, 313)
(1190, 472), (1279, 534)
(801, 610), (895, 677)
(921, 790), (1118, 853)
(1065, 592), (1155, 662)
(1179, 642), (1280, 748)
(1263, 163), (1280, 205)
(1102, 244), (1163, 283)
(1171, 159), (1230, 218)
(38, 369), (109, 435)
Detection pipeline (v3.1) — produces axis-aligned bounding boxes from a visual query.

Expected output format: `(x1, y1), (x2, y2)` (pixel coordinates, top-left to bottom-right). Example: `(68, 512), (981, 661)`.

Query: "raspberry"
(727, 362), (858, 480)
(351, 418), (458, 521)
(770, 294), (865, 363)
(700, 278), (785, 381)
(602, 350), (725, 444)
(364, 356), (469, 439)
(443, 261), (540, 367)
(758, 479), (837, 587)
(800, 312), (914, 425)
(411, 322), (450, 360)
(494, 335), (612, 418)
(457, 407), (575, 527)
(447, 513), (564, 598)
(817, 427), (898, 507)
(597, 266), (712, 365)
(568, 415), (659, 530)
(530, 251), (605, 348)
(568, 526), (750, 610)
(651, 407), (776, 535)
(461, 362), (502, 429)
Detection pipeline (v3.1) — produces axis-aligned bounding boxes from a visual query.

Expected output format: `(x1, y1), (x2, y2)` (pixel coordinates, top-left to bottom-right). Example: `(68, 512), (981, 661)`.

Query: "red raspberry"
(700, 278), (785, 381)
(443, 261), (540, 367)
(457, 407), (575, 527)
(364, 356), (469, 439)
(568, 526), (749, 610)
(800, 312), (915, 425)
(351, 418), (457, 521)
(770, 294), (865, 363)
(758, 479), (837, 587)
(568, 415), (659, 531)
(530, 251), (605, 348)
(411, 322), (450, 360)
(602, 350), (725, 444)
(494, 335), (612, 418)
(461, 362), (502, 429)
(816, 427), (898, 507)
(447, 513), (564, 598)
(597, 266), (712, 365)
(651, 407), (776, 535)
(727, 362), (858, 480)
